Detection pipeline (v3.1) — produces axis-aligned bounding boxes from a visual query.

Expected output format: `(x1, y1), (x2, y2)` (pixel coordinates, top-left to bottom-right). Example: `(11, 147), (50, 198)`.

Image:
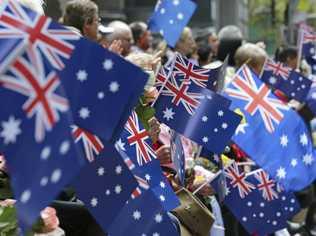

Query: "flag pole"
(151, 52), (177, 107)
(192, 170), (222, 195)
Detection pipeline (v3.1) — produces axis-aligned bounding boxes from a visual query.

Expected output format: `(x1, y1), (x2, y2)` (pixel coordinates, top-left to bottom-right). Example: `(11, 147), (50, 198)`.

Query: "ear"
(83, 21), (90, 36)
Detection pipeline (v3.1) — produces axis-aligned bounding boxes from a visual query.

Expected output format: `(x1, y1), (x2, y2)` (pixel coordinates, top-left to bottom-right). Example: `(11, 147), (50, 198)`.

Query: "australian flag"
(300, 30), (316, 61)
(107, 189), (179, 236)
(73, 143), (138, 234)
(212, 162), (300, 235)
(0, 51), (85, 230)
(58, 39), (148, 143)
(298, 29), (316, 74)
(132, 160), (180, 211)
(0, 0), (80, 72)
(0, 0), (148, 143)
(148, 0), (197, 47)
(154, 65), (241, 154)
(225, 65), (316, 191)
(173, 53), (221, 91)
(261, 59), (312, 102)
(116, 111), (157, 166)
(306, 78), (316, 115)
(170, 131), (186, 186)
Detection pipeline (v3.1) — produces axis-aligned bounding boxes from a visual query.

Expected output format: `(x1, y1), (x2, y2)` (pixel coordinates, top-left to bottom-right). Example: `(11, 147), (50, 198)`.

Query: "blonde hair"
(125, 52), (154, 71)
(17, 0), (44, 14)
(234, 43), (267, 74)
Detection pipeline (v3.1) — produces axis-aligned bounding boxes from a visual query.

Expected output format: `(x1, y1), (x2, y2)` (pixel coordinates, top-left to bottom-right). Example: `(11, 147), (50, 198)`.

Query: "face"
(83, 15), (100, 41)
(176, 29), (196, 57)
(286, 56), (298, 70)
(139, 30), (152, 51)
(119, 31), (133, 56)
(208, 35), (219, 56)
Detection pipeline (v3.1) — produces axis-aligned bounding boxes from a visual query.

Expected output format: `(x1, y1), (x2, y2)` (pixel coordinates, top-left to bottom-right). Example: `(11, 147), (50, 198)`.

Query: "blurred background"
(43, 0), (316, 55)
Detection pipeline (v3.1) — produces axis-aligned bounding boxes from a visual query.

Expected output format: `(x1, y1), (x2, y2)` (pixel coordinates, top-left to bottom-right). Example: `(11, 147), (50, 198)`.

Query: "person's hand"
(108, 40), (123, 55)
(152, 50), (163, 72)
(0, 199), (16, 207)
(185, 168), (195, 190)
(0, 156), (7, 172)
(40, 207), (60, 233)
(156, 145), (172, 165)
(143, 88), (159, 105)
(148, 117), (160, 143)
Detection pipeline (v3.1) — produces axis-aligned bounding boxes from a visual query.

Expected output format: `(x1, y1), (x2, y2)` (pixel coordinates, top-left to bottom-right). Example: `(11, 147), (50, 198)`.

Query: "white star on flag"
(155, 213), (163, 223)
(269, 76), (277, 84)
(218, 110), (224, 117)
(222, 123), (228, 129)
(103, 59), (113, 71)
(133, 210), (141, 220)
(91, 197), (98, 207)
(0, 116), (22, 145)
(300, 133), (308, 146)
(115, 185), (122, 194)
(145, 174), (151, 181)
(280, 135), (288, 147)
(159, 195), (166, 202)
(40, 146), (51, 160)
(20, 190), (31, 203)
(115, 139), (126, 151)
(160, 181), (166, 188)
(163, 107), (175, 121)
(76, 70), (88, 82)
(303, 154), (314, 166)
(202, 116), (208, 122)
(276, 167), (286, 179)
(97, 167), (105, 176)
(51, 169), (62, 183)
(173, 0), (179, 5)
(291, 159), (298, 167)
(79, 107), (90, 119)
(115, 165), (122, 175)
(97, 92), (105, 99)
(202, 136), (209, 143)
(59, 140), (70, 155)
(109, 81), (120, 93)
(177, 13), (184, 20)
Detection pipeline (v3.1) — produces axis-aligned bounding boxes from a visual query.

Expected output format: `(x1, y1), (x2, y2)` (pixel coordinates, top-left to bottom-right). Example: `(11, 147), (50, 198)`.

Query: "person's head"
(130, 21), (151, 51)
(126, 52), (158, 102)
(275, 45), (298, 69)
(217, 25), (243, 66)
(107, 21), (134, 56)
(175, 27), (196, 58)
(17, 0), (44, 14)
(234, 43), (268, 75)
(197, 44), (213, 66)
(63, 0), (99, 41)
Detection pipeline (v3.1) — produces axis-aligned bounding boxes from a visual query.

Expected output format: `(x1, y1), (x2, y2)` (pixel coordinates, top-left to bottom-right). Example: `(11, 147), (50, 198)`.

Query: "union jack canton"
(1, 50), (69, 142)
(212, 162), (300, 235)
(226, 65), (289, 133)
(0, 0), (79, 72)
(117, 111), (157, 166)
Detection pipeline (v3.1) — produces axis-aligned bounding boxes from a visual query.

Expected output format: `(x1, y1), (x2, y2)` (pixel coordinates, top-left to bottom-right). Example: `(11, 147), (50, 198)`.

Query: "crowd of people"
(1, 0), (316, 235)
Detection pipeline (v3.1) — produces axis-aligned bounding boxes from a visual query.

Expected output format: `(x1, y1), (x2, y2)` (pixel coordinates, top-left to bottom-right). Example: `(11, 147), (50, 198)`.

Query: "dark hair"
(129, 22), (147, 43)
(217, 39), (242, 66)
(275, 45), (298, 63)
(197, 44), (212, 65)
(63, 0), (98, 33)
